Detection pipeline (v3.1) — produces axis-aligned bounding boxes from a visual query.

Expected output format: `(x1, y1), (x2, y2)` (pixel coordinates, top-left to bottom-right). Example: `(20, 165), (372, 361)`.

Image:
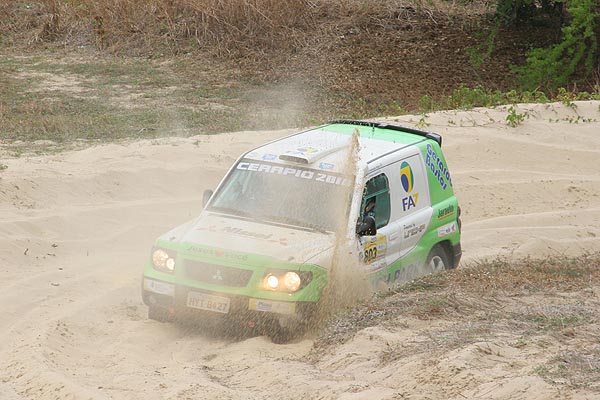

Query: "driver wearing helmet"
(363, 197), (376, 220)
(356, 197), (377, 236)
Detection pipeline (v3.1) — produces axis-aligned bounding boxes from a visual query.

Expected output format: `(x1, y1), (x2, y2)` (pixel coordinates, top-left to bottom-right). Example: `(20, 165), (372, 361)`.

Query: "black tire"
(269, 326), (297, 344)
(268, 318), (310, 344)
(148, 306), (173, 323)
(426, 244), (451, 274)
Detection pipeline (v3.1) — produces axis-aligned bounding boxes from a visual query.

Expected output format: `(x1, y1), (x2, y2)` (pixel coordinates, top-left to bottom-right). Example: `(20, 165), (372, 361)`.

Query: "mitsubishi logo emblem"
(212, 270), (224, 281)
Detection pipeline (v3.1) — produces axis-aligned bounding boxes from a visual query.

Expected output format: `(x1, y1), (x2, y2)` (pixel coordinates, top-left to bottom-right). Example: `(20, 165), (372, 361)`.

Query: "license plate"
(186, 291), (230, 314)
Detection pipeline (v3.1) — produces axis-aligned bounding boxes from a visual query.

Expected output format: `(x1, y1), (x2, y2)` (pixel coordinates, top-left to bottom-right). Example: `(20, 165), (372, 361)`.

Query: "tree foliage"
(497, 0), (599, 90)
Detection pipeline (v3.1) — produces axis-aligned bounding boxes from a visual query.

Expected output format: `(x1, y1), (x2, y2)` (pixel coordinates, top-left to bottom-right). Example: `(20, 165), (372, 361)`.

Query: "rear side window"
(361, 174), (390, 228)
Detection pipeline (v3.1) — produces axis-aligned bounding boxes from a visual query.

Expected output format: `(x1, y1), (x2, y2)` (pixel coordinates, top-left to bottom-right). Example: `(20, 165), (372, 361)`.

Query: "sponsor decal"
(196, 225), (288, 246)
(437, 222), (457, 238)
(402, 194), (419, 211)
(255, 300), (272, 311)
(287, 147), (318, 156)
(425, 143), (453, 190)
(367, 260), (387, 272)
(318, 162), (334, 170)
(437, 204), (455, 220)
(185, 244), (250, 261)
(360, 234), (387, 265)
(400, 161), (414, 192)
(369, 263), (418, 287)
(403, 222), (426, 239)
(249, 298), (296, 314)
(262, 153), (277, 161)
(400, 161), (419, 211)
(236, 161), (351, 186)
(222, 226), (273, 240)
(143, 278), (175, 296)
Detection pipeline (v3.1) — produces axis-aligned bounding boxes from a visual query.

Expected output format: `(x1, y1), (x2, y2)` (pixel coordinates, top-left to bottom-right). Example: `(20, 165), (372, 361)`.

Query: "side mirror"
(202, 189), (213, 207)
(356, 216), (376, 236)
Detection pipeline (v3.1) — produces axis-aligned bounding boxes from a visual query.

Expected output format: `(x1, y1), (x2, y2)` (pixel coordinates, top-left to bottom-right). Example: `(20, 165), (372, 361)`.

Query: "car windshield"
(208, 159), (353, 232)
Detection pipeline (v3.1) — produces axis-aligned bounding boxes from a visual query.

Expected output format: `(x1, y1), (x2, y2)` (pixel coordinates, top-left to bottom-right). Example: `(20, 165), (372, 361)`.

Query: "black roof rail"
(327, 119), (442, 147)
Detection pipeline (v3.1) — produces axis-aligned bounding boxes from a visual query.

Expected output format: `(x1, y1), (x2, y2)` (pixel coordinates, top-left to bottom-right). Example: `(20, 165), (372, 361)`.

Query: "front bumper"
(142, 277), (315, 323)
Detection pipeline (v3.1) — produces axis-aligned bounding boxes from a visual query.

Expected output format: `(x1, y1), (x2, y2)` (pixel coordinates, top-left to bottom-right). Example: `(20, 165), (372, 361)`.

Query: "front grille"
(184, 260), (253, 287)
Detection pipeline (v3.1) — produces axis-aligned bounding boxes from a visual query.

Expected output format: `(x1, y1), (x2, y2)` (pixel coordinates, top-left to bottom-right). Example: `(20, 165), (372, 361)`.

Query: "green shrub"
(511, 0), (599, 90)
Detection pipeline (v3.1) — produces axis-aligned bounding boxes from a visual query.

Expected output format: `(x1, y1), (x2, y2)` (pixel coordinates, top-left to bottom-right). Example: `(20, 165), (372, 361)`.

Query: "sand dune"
(1, 101), (599, 399)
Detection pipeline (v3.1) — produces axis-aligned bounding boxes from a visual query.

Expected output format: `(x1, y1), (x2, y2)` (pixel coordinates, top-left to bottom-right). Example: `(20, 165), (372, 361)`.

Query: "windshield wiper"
(209, 206), (256, 220)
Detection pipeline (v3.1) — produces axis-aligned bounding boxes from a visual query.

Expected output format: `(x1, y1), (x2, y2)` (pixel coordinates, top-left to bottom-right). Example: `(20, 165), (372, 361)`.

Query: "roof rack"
(327, 119), (442, 147)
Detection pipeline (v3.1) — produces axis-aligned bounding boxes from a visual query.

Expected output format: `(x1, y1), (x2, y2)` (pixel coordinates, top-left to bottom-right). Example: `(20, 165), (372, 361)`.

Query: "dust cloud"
(319, 130), (372, 322)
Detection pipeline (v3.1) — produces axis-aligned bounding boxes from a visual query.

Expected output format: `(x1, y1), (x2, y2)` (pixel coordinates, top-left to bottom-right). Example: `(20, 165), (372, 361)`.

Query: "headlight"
(262, 270), (310, 292)
(282, 272), (301, 292)
(265, 274), (279, 289)
(152, 249), (176, 273)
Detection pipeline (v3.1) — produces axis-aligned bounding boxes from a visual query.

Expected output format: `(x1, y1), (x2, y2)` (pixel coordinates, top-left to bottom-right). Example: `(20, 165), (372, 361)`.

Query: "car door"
(390, 153), (433, 258)
(357, 171), (394, 272)
(358, 153), (432, 272)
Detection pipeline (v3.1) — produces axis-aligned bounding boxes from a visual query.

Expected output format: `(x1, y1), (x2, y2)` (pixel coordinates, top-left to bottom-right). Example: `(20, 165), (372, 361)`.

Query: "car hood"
(158, 212), (337, 266)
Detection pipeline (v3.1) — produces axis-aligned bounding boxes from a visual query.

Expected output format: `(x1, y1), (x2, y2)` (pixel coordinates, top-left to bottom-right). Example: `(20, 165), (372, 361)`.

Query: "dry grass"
(313, 278), (600, 393)
(1, 1), (573, 141)
(313, 253), (600, 359)
(403, 253), (600, 295)
(0, 0), (494, 57)
(1, 0), (522, 133)
(1, 0), (317, 56)
(3, 0), (562, 120)
(538, 349), (600, 389)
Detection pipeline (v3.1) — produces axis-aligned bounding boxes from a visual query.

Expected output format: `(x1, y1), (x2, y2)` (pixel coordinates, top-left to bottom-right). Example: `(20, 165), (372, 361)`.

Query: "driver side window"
(362, 174), (390, 228)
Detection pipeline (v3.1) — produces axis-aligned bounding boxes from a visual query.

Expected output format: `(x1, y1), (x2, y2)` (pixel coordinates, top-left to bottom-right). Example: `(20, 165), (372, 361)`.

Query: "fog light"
(165, 257), (175, 271)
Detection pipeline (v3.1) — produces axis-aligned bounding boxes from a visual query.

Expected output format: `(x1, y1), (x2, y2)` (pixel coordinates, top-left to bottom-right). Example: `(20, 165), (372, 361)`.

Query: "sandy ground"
(1, 101), (599, 399)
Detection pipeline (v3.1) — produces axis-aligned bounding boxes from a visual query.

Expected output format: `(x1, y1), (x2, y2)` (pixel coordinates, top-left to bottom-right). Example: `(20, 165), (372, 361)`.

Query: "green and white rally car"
(142, 120), (461, 339)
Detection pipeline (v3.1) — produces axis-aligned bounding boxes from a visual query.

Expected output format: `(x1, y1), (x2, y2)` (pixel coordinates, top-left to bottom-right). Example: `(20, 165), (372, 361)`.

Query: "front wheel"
(426, 244), (451, 274)
(269, 325), (300, 344)
(267, 307), (317, 344)
(148, 305), (173, 323)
